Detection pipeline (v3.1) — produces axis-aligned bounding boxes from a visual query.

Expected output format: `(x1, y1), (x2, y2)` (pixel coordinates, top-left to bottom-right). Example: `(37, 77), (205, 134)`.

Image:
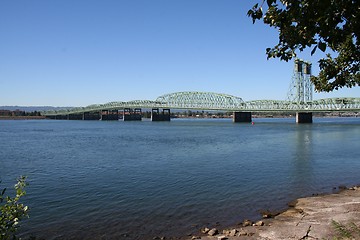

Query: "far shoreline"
(0, 116), (46, 120)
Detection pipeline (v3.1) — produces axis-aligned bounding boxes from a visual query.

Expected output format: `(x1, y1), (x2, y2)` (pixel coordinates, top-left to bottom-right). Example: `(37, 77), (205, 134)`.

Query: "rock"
(238, 229), (247, 236)
(201, 227), (210, 234)
(242, 219), (253, 227)
(255, 220), (264, 226)
(339, 185), (347, 190)
(260, 209), (280, 218)
(287, 200), (298, 208)
(217, 235), (227, 240)
(208, 228), (218, 236)
(229, 229), (238, 236)
(191, 236), (201, 240)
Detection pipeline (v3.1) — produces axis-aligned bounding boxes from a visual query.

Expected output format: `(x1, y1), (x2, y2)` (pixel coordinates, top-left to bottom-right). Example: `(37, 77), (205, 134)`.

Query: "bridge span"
(43, 91), (360, 123)
(43, 59), (360, 123)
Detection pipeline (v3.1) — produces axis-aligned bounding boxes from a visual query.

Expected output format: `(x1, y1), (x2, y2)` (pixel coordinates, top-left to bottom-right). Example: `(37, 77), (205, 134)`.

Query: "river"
(0, 118), (359, 239)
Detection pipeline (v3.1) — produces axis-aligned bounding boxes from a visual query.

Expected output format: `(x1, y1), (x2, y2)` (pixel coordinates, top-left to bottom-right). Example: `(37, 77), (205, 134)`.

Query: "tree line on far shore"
(0, 109), (42, 117)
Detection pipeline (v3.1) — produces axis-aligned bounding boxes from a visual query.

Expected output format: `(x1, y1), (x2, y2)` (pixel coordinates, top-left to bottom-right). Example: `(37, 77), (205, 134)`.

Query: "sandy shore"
(191, 186), (360, 240)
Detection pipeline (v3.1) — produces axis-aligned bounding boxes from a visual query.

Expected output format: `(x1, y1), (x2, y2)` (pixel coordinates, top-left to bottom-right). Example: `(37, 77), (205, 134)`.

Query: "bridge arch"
(155, 91), (245, 110)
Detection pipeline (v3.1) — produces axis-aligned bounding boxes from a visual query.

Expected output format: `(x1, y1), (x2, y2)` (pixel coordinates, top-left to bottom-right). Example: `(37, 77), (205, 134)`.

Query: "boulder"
(229, 229), (237, 236)
(238, 229), (247, 236)
(217, 235), (227, 240)
(208, 228), (218, 236)
(242, 219), (253, 227)
(255, 220), (264, 226)
(260, 209), (280, 218)
(201, 227), (210, 234)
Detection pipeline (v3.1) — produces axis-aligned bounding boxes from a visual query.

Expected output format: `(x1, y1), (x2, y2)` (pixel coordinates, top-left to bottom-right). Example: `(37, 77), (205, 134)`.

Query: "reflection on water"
(292, 125), (314, 193)
(0, 118), (359, 239)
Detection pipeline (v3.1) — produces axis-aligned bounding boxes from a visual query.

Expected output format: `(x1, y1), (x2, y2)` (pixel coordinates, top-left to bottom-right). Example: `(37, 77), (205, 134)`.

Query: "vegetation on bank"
(331, 220), (360, 240)
(0, 176), (28, 240)
(248, 0), (359, 92)
(0, 110), (42, 117)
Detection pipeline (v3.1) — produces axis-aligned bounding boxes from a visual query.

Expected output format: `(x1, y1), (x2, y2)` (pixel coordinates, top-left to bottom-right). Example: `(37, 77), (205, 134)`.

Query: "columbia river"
(0, 118), (359, 239)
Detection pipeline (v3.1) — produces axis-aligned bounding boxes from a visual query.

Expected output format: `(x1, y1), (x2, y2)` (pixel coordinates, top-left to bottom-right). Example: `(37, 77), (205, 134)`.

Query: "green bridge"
(43, 60), (360, 123)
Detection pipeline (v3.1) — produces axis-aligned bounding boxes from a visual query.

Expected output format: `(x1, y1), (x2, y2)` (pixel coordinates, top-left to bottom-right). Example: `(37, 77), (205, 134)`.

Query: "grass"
(329, 220), (360, 240)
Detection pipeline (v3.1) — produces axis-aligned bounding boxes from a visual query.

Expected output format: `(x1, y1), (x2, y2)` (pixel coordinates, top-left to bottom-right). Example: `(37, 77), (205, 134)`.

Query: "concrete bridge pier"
(296, 112), (313, 123)
(100, 110), (119, 121)
(123, 108), (142, 121)
(233, 111), (252, 123)
(54, 115), (67, 120)
(151, 108), (171, 121)
(68, 113), (83, 120)
(83, 112), (101, 120)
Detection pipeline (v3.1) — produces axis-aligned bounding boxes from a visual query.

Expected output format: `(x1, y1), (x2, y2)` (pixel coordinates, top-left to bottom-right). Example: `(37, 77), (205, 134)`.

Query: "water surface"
(0, 118), (359, 239)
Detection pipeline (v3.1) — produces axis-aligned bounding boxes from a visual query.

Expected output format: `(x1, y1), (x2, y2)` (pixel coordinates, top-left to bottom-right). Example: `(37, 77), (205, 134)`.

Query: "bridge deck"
(42, 92), (360, 116)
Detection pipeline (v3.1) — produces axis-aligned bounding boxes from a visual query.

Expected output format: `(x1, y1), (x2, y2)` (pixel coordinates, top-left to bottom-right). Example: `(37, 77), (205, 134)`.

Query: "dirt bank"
(193, 186), (360, 240)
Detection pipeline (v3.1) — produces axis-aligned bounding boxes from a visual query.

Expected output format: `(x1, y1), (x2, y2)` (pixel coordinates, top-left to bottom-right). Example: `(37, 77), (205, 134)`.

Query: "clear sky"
(1, 0), (359, 107)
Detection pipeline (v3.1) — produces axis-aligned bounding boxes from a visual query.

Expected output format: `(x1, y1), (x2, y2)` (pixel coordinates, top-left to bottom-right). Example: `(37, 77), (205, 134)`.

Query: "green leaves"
(311, 45), (317, 55)
(318, 41), (326, 52)
(0, 176), (29, 240)
(247, 3), (263, 24)
(311, 37), (360, 92)
(310, 41), (327, 56)
(248, 0), (360, 91)
(266, 0), (276, 6)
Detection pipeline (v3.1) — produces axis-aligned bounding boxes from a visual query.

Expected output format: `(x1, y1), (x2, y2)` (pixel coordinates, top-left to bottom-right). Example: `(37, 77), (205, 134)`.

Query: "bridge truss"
(42, 59), (359, 117)
(43, 92), (360, 116)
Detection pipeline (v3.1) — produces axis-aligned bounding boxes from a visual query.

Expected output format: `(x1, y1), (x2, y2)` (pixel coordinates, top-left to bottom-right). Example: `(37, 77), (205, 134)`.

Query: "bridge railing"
(241, 98), (360, 112)
(42, 94), (360, 116)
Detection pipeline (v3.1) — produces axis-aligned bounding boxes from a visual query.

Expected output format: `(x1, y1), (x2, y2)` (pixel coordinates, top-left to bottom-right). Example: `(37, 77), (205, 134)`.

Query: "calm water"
(0, 118), (360, 239)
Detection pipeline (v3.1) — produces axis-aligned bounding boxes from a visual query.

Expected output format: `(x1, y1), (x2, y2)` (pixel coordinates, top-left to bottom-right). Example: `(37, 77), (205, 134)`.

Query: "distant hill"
(0, 106), (73, 112)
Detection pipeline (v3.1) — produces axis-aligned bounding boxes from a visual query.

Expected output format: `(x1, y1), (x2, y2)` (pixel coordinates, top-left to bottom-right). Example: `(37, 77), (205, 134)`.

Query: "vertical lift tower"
(287, 59), (313, 123)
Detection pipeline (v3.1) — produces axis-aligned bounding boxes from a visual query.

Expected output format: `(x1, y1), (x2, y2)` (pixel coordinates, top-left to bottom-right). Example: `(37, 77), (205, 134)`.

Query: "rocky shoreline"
(185, 186), (360, 240)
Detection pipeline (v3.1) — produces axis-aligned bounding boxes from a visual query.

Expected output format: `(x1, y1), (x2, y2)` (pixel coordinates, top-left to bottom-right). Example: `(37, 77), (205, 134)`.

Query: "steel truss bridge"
(43, 91), (360, 116)
(43, 59), (359, 117)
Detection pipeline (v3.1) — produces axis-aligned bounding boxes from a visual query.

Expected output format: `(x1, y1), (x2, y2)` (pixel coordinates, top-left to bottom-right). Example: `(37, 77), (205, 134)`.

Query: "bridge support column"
(100, 110), (119, 121)
(83, 112), (101, 120)
(296, 112), (313, 123)
(151, 108), (171, 121)
(123, 108), (142, 121)
(55, 115), (67, 120)
(233, 111), (252, 123)
(68, 113), (83, 120)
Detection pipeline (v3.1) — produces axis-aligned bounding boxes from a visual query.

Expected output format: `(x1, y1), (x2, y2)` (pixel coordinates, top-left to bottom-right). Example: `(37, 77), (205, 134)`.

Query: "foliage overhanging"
(248, 0), (360, 92)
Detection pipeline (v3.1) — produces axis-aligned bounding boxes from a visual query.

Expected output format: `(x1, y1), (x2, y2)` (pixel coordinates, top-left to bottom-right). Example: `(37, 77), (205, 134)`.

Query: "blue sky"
(1, 0), (359, 107)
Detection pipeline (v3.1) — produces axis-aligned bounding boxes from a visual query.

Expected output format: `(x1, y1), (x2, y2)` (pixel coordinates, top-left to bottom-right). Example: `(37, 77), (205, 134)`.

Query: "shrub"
(0, 176), (29, 240)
